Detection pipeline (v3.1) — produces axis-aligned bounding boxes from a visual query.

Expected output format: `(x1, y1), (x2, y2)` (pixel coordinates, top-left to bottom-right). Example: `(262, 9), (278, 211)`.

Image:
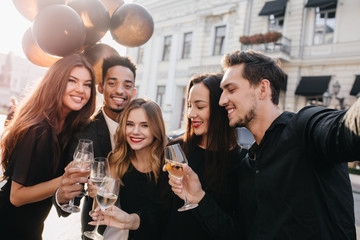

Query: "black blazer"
(65, 109), (112, 164)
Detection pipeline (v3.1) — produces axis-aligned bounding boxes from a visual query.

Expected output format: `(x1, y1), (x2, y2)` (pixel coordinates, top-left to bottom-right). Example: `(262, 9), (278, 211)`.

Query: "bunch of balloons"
(14, 0), (154, 77)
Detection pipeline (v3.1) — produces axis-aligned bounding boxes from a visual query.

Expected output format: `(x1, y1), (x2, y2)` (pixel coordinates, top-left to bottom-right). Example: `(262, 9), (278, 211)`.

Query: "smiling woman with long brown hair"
(163, 72), (248, 240)
(0, 53), (96, 240)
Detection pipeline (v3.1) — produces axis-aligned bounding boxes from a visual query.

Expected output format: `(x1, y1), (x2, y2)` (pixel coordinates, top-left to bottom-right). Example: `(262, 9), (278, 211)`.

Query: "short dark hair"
(102, 55), (137, 85)
(221, 50), (285, 105)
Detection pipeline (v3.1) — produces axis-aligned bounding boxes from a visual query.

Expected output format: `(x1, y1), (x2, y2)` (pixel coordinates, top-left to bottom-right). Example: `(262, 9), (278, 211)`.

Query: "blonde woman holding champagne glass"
(89, 98), (171, 240)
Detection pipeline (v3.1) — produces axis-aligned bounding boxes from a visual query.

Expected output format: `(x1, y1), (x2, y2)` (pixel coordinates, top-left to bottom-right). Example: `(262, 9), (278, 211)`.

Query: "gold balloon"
(12, 0), (67, 21)
(101, 0), (124, 17)
(110, 3), (154, 47)
(22, 28), (61, 67)
(82, 43), (120, 84)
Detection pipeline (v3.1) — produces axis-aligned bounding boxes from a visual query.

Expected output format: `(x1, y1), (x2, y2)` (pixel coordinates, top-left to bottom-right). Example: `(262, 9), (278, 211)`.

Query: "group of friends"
(0, 49), (359, 240)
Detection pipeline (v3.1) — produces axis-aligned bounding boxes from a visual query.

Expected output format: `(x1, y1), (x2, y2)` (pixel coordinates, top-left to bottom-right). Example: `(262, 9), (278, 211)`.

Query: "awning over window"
(350, 75), (360, 96)
(305, 0), (337, 8)
(295, 76), (331, 96)
(259, 0), (288, 17)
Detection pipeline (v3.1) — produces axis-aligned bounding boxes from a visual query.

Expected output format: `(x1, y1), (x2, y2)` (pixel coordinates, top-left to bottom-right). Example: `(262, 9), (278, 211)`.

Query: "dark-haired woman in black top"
(162, 73), (248, 240)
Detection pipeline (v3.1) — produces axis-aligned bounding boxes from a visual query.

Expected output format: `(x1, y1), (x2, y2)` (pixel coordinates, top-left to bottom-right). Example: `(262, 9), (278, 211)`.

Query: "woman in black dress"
(89, 98), (171, 239)
(163, 73), (248, 240)
(0, 54), (96, 240)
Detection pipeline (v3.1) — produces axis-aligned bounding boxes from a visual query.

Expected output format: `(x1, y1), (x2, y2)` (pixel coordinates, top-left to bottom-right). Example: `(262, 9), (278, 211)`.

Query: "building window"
(269, 15), (284, 33)
(162, 36), (172, 61)
(313, 7), (336, 45)
(182, 32), (192, 59)
(137, 47), (144, 64)
(180, 88), (186, 126)
(156, 85), (165, 107)
(213, 25), (226, 56)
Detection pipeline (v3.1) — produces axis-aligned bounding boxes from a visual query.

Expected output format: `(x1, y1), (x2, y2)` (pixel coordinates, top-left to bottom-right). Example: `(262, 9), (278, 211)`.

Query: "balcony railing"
(241, 36), (291, 55)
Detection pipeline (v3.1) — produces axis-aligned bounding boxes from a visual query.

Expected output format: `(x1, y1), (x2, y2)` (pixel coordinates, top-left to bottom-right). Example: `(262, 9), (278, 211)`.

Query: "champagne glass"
(74, 139), (94, 197)
(165, 143), (198, 211)
(89, 157), (111, 217)
(73, 139), (94, 158)
(84, 177), (120, 240)
(61, 150), (92, 213)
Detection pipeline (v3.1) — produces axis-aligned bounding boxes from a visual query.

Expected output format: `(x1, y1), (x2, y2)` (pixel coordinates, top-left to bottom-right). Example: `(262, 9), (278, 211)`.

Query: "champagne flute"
(73, 139), (94, 158)
(165, 143), (198, 211)
(84, 177), (120, 240)
(74, 139), (94, 197)
(61, 150), (92, 213)
(88, 157), (111, 217)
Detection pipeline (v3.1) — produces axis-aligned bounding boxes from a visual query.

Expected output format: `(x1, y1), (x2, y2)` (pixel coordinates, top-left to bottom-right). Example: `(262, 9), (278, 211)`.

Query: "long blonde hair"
(110, 98), (167, 185)
(0, 54), (96, 175)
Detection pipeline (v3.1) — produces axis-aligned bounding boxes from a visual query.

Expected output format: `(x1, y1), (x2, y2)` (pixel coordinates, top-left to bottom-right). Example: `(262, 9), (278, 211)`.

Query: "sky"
(0, 1), (126, 59)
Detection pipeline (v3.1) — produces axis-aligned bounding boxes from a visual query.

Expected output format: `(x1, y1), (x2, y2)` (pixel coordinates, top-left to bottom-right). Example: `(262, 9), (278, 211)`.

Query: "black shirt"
(0, 121), (65, 240)
(162, 144), (248, 240)
(239, 106), (358, 239)
(121, 163), (171, 240)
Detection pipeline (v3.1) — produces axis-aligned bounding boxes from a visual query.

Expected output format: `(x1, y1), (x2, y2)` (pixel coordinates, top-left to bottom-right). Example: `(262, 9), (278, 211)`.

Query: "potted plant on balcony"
(239, 31), (282, 45)
(263, 31), (282, 43)
(249, 33), (264, 45)
(239, 36), (252, 45)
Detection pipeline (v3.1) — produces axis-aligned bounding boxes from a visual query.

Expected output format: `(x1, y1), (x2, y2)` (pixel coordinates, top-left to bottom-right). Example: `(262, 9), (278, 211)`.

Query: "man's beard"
(110, 107), (123, 114)
(231, 109), (255, 128)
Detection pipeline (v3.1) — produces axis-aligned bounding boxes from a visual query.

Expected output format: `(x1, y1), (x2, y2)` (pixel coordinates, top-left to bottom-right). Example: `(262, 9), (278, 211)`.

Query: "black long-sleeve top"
(239, 106), (358, 239)
(162, 144), (248, 240)
(121, 163), (172, 240)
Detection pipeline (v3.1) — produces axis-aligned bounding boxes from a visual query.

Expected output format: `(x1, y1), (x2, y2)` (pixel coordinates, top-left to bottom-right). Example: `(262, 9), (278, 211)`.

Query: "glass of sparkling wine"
(165, 143), (198, 211)
(61, 150), (92, 213)
(89, 157), (111, 217)
(84, 177), (120, 240)
(74, 139), (94, 197)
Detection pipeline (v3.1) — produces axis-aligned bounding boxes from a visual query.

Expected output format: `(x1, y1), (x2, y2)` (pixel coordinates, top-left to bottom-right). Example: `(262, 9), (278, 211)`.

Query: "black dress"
(120, 162), (171, 240)
(0, 122), (66, 240)
(162, 144), (248, 240)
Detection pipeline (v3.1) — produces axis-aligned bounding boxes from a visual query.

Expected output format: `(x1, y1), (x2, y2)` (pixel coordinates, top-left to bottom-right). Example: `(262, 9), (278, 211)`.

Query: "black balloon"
(32, 4), (86, 57)
(68, 0), (110, 48)
(22, 28), (61, 67)
(12, 0), (67, 21)
(101, 0), (124, 17)
(110, 3), (154, 47)
(82, 43), (120, 84)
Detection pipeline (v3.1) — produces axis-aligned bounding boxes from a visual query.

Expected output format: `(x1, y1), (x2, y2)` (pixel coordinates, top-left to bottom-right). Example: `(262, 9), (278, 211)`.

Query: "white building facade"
(126, 0), (360, 132)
